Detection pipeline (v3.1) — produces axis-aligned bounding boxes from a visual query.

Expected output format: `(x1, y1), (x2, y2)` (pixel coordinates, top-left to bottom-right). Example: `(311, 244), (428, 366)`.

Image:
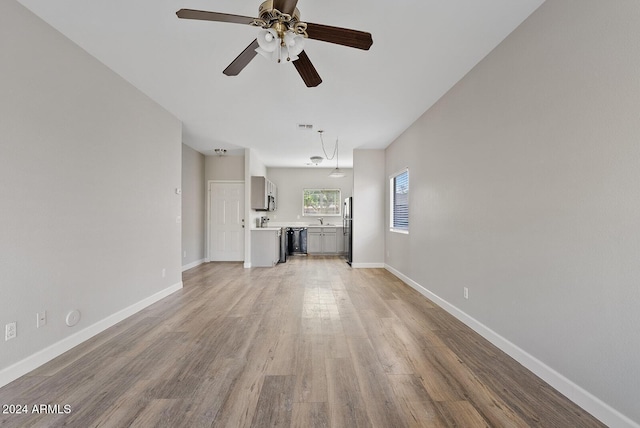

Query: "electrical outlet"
(162, 268), (166, 278)
(183, 251), (187, 258)
(5, 322), (16, 341)
(463, 287), (469, 300)
(37, 311), (47, 328)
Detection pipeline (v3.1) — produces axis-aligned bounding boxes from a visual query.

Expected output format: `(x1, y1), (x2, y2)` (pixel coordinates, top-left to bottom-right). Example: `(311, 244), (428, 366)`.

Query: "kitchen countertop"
(265, 223), (342, 229)
(251, 226), (341, 231)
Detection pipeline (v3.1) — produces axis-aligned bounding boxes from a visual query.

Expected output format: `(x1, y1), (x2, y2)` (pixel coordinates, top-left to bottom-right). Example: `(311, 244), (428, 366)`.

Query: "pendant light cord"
(319, 131), (338, 161)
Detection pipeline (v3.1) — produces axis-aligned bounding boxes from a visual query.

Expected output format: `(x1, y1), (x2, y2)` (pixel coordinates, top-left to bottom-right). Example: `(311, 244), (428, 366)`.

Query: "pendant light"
(317, 130), (346, 178)
(328, 138), (345, 178)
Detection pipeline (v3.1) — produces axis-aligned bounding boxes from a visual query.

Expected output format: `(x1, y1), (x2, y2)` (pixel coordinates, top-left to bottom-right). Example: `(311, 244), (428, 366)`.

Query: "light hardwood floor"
(0, 257), (604, 427)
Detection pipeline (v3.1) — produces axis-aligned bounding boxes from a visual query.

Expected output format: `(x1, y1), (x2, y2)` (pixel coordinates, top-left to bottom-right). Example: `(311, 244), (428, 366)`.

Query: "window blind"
(392, 170), (409, 230)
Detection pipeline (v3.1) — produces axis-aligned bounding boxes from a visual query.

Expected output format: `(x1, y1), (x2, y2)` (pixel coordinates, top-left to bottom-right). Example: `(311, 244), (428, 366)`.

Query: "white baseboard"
(182, 259), (205, 272)
(351, 262), (385, 269)
(244, 262), (252, 268)
(0, 281), (183, 389)
(384, 264), (639, 428)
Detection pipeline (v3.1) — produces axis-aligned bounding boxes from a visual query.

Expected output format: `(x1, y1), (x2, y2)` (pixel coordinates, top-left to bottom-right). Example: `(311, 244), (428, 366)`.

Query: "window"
(303, 189), (342, 216)
(390, 169), (409, 232)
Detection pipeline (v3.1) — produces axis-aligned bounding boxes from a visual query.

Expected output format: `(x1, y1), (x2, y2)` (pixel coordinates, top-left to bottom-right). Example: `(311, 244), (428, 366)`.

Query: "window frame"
(389, 168), (409, 234)
(302, 188), (342, 217)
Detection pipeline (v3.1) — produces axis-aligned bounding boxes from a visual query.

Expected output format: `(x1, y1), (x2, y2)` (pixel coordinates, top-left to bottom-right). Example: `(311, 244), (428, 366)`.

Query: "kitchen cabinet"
(307, 229), (322, 253)
(337, 228), (345, 254)
(251, 176), (277, 211)
(251, 228), (280, 267)
(322, 228), (337, 253)
(307, 227), (343, 255)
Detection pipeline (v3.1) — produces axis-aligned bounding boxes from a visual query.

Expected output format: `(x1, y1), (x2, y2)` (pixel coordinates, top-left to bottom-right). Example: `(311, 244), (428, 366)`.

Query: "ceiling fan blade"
(223, 39), (260, 76)
(293, 51), (322, 87)
(273, 0), (299, 16)
(176, 9), (256, 25)
(305, 22), (373, 50)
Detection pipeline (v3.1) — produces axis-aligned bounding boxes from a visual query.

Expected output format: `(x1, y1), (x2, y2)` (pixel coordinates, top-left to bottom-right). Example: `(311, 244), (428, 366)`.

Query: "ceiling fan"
(176, 0), (373, 87)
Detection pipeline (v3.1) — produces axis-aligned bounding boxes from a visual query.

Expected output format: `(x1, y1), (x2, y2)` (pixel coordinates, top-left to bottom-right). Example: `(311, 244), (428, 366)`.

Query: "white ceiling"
(16, 0), (544, 167)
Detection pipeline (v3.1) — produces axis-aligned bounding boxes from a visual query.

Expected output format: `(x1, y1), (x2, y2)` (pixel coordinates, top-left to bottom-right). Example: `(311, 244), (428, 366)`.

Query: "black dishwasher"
(287, 227), (307, 255)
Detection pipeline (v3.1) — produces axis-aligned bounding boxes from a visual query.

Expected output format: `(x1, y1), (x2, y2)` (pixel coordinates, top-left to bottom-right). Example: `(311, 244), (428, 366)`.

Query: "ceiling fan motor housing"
(258, 0), (301, 22)
(256, 0), (306, 39)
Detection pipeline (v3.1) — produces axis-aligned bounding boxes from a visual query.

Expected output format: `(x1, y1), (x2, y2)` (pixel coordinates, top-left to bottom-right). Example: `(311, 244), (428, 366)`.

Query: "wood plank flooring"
(0, 257), (605, 427)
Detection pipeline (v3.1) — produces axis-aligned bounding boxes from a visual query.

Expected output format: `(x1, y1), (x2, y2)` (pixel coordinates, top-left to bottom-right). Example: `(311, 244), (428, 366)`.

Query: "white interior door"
(209, 182), (245, 261)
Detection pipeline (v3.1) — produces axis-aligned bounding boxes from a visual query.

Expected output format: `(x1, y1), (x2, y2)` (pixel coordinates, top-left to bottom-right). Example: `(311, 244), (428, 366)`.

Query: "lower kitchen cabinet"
(337, 228), (345, 254)
(322, 230), (337, 253)
(308, 230), (322, 254)
(251, 229), (280, 267)
(307, 227), (342, 255)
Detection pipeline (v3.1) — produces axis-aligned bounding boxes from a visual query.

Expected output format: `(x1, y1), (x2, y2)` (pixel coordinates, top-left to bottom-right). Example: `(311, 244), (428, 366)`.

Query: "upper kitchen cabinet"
(251, 176), (277, 211)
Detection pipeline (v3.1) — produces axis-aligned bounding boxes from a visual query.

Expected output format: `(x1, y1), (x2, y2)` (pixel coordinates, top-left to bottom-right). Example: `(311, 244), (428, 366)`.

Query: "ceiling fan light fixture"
(284, 32), (305, 56)
(256, 29), (305, 63)
(255, 46), (277, 61)
(257, 28), (278, 52)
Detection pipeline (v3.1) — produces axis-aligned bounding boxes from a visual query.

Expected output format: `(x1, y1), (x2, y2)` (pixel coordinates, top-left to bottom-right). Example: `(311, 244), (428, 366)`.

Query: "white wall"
(266, 168), (353, 224)
(182, 144), (205, 270)
(352, 150), (385, 268)
(205, 155), (244, 182)
(385, 1), (640, 426)
(0, 0), (182, 383)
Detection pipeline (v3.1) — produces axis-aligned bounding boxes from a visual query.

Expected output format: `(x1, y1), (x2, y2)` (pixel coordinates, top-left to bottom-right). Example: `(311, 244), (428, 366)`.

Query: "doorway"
(208, 181), (245, 261)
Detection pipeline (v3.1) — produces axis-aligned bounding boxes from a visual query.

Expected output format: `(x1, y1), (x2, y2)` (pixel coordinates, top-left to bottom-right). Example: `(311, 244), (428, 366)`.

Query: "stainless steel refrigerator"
(343, 197), (353, 265)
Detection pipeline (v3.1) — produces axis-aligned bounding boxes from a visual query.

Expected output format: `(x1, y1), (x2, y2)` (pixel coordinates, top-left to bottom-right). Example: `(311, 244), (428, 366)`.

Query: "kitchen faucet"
(318, 217), (324, 225)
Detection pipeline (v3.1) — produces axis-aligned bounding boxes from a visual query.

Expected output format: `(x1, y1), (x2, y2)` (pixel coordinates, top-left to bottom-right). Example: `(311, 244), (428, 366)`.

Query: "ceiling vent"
(297, 124), (313, 130)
